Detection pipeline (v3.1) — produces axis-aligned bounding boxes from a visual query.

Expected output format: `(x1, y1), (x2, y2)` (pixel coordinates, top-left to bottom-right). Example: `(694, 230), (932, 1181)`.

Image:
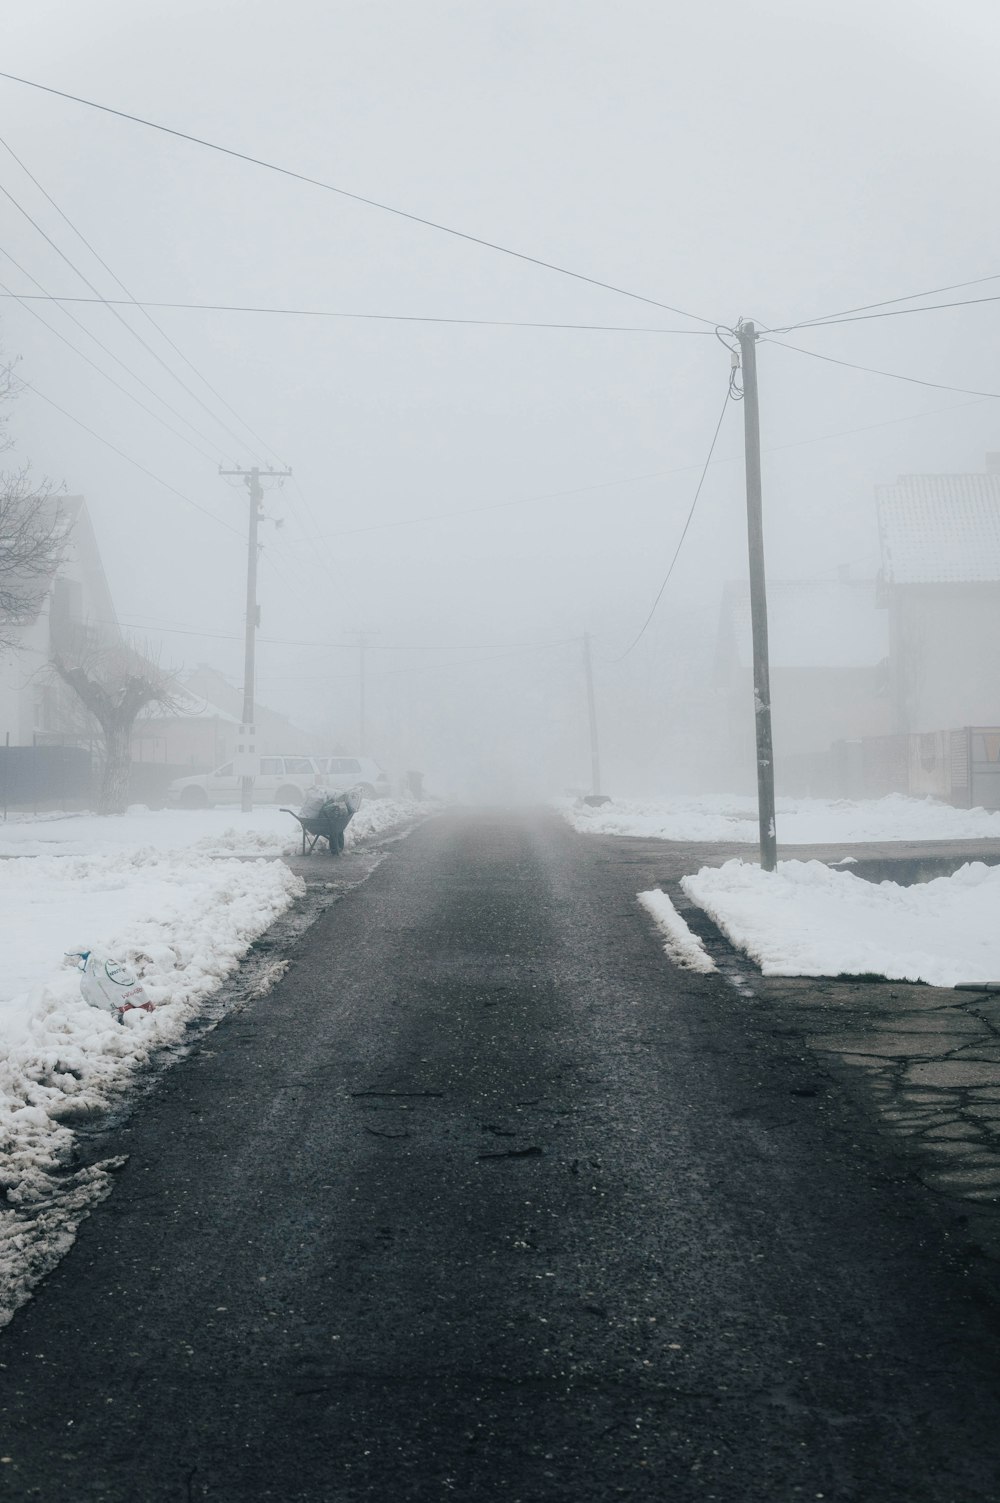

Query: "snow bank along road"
(567, 792), (1000, 985)
(2, 813), (1000, 1501)
(0, 800), (426, 1330)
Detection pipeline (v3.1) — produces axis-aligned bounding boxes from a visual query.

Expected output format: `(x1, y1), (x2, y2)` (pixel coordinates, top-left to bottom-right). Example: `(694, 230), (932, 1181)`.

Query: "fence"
(778, 727), (1000, 809)
(0, 744), (93, 813)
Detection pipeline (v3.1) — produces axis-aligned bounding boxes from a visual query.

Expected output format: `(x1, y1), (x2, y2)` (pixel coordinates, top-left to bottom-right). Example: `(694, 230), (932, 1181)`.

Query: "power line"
(763, 337), (1000, 401)
(0, 263), (220, 462)
(269, 389), (997, 549)
(772, 291), (1000, 333)
(0, 180), (246, 458)
(0, 130), (284, 469)
(759, 393), (993, 453)
(0, 291), (716, 336)
(779, 270), (1000, 331)
(8, 367), (242, 535)
(0, 173), (265, 461)
(287, 474), (338, 562)
(613, 381), (733, 662)
(251, 637), (579, 687)
(0, 70), (723, 330)
(114, 611), (575, 654)
(0, 137), (339, 577)
(0, 237), (226, 456)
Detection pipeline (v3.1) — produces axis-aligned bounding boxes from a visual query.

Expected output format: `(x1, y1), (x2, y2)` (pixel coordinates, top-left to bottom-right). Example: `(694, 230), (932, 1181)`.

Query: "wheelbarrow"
(282, 786), (363, 855)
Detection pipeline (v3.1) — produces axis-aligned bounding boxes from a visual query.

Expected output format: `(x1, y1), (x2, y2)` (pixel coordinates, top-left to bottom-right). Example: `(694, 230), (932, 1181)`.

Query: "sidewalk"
(630, 834), (1000, 1259)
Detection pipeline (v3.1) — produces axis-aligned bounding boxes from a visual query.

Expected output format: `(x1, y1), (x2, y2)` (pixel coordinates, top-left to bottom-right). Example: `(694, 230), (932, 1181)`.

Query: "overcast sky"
(3, 1), (999, 794)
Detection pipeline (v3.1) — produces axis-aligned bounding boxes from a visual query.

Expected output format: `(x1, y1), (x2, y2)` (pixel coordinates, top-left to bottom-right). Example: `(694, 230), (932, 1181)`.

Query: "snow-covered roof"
(721, 579), (888, 670)
(876, 473), (1000, 585)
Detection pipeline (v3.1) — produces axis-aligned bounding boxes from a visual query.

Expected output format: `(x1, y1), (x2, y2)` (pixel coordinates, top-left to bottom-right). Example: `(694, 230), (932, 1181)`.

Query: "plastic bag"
(68, 951), (155, 1022)
(299, 788), (328, 820)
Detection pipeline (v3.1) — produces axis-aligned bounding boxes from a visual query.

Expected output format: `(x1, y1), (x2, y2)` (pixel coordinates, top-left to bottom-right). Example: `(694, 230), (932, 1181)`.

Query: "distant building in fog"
(876, 463), (1000, 734)
(715, 573), (891, 765)
(132, 663), (322, 771)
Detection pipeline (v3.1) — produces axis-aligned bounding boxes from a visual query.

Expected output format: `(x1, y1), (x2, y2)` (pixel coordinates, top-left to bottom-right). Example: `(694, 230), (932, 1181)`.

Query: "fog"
(4, 0), (999, 800)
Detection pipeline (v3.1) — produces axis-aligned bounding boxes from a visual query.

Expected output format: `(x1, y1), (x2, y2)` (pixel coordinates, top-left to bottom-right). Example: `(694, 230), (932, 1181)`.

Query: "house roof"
(137, 684), (242, 724)
(719, 578), (888, 671)
(876, 473), (1000, 584)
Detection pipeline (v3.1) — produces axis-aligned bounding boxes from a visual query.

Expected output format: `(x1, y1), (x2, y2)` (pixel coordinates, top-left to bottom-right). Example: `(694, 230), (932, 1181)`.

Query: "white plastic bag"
(299, 787), (327, 820)
(69, 952), (155, 1021)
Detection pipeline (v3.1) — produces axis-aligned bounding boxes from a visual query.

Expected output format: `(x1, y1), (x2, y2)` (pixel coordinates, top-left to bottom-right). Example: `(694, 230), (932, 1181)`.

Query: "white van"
(316, 756), (391, 799)
(166, 755), (323, 808)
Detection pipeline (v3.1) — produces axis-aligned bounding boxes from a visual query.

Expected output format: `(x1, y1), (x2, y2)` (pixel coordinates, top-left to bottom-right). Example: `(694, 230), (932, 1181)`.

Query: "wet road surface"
(1, 810), (999, 1501)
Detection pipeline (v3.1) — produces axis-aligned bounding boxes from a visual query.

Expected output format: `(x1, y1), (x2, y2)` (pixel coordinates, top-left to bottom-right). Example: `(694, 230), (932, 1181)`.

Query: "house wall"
(0, 498), (120, 747)
(182, 665), (321, 756)
(889, 584), (1000, 733)
(131, 715), (236, 770)
(727, 664), (892, 764)
(0, 615), (53, 745)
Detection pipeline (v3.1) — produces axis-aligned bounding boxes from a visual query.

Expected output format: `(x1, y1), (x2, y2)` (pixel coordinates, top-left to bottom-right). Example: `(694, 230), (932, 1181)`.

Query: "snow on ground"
(0, 851), (302, 1327)
(561, 792), (1000, 845)
(0, 797), (427, 858)
(637, 889), (717, 973)
(0, 796), (429, 1327)
(681, 858), (1000, 987)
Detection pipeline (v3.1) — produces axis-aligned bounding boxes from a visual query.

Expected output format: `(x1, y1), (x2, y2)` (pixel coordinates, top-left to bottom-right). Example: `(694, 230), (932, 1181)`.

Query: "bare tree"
(52, 642), (176, 815)
(0, 470), (69, 649)
(0, 352), (68, 648)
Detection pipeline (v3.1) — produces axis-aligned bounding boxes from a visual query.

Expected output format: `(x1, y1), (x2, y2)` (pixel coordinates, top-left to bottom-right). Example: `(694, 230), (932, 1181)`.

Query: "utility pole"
(736, 321), (777, 871)
(582, 630), (602, 798)
(220, 464), (292, 812)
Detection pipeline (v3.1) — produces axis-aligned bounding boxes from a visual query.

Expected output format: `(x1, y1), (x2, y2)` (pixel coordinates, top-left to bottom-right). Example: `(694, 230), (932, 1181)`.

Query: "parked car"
(166, 755), (323, 809)
(316, 755), (391, 799)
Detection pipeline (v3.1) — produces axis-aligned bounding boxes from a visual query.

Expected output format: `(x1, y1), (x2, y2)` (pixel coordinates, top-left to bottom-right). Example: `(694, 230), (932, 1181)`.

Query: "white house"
(0, 495), (120, 747)
(876, 466), (1000, 734)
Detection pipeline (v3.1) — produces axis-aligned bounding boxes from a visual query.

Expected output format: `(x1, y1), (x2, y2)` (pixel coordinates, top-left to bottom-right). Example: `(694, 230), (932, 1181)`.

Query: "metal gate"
(967, 727), (1000, 811)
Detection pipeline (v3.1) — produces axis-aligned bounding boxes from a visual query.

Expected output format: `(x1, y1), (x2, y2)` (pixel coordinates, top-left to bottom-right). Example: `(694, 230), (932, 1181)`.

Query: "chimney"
(986, 453), (1000, 474)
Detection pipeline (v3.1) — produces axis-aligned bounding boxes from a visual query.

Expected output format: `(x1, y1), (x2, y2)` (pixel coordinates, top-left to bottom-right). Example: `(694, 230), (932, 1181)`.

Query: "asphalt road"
(1, 810), (1000, 1502)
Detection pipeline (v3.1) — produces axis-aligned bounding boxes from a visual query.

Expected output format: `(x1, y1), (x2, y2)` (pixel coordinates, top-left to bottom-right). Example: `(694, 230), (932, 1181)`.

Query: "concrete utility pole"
(582, 630), (602, 798)
(220, 464), (292, 812)
(736, 321), (777, 871)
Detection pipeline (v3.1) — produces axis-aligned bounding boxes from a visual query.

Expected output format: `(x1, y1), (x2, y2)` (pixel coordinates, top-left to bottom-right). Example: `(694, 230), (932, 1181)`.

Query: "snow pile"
(562, 792), (1000, 845)
(344, 797), (429, 846)
(0, 798), (429, 858)
(637, 889), (717, 973)
(681, 858), (1000, 986)
(0, 849), (303, 1327)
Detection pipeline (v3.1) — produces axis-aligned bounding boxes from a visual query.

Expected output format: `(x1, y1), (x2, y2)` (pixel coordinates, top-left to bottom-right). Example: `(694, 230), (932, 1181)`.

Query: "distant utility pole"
(219, 464), (292, 812)
(736, 321), (777, 871)
(582, 630), (602, 798)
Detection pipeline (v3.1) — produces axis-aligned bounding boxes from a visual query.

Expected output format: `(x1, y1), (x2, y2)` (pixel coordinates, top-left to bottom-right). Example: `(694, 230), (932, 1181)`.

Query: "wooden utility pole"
(736, 321), (777, 870)
(220, 464), (292, 811)
(582, 630), (602, 798)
